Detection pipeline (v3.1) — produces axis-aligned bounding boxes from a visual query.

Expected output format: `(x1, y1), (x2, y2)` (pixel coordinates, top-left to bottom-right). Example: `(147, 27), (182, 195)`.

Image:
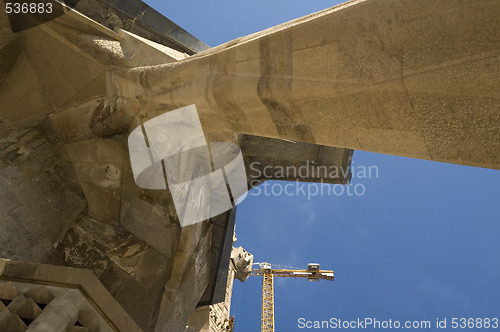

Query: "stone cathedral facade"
(0, 0), (498, 331)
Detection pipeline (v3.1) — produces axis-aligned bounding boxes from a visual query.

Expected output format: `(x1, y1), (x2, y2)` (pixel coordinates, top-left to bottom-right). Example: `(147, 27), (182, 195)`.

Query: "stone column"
(112, 0), (500, 170)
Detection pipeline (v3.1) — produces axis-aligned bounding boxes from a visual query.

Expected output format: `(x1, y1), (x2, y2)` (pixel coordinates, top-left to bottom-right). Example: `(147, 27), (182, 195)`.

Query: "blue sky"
(145, 1), (500, 330)
(232, 152), (500, 331)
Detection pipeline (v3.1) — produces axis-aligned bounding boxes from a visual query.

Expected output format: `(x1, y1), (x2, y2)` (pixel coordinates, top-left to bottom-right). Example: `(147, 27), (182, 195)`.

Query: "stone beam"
(111, 0), (500, 170)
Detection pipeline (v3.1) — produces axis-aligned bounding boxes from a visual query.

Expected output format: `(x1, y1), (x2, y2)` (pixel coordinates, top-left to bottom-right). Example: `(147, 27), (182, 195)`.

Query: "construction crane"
(250, 262), (334, 332)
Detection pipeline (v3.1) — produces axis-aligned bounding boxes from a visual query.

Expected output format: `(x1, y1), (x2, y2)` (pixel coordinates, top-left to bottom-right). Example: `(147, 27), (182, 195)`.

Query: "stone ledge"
(0, 258), (142, 332)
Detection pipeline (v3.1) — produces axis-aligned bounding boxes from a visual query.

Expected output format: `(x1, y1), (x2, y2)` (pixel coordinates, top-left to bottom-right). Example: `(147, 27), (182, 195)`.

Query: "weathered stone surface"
(198, 210), (234, 306)
(121, 189), (180, 259)
(119, 29), (189, 66)
(0, 30), (21, 88)
(0, 52), (53, 126)
(71, 0), (209, 54)
(185, 243), (247, 332)
(0, 120), (86, 263)
(231, 246), (253, 282)
(240, 134), (353, 185)
(155, 221), (212, 332)
(65, 137), (126, 224)
(57, 215), (169, 330)
(185, 306), (211, 332)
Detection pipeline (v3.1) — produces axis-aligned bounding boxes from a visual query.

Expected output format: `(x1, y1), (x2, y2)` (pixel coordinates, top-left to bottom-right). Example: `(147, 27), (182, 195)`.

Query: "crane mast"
(261, 273), (274, 332)
(251, 263), (334, 332)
